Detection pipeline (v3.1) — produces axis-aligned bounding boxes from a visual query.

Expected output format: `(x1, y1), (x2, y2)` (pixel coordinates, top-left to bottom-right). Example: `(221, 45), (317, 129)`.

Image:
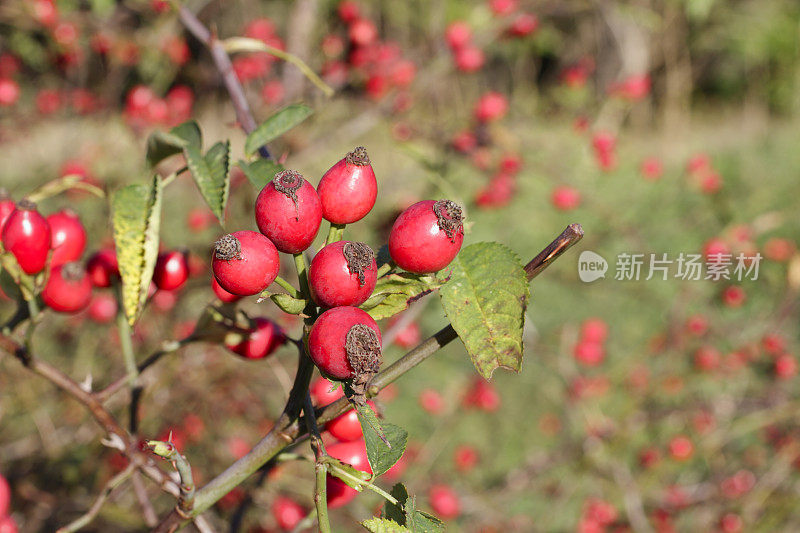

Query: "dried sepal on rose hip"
(309, 240), (377, 308)
(255, 169), (322, 254)
(317, 146), (378, 224)
(308, 306), (382, 405)
(211, 230), (279, 296)
(388, 199), (464, 273)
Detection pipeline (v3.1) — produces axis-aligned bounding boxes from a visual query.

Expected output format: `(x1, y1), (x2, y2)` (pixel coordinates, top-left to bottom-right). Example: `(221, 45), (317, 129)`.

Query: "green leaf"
(382, 484), (444, 533)
(439, 242), (529, 379)
(405, 499), (445, 533)
(269, 293), (307, 314)
(360, 273), (444, 321)
(244, 103), (313, 156)
(112, 176), (163, 326)
(145, 121), (201, 167)
(239, 158), (285, 190)
(361, 518), (410, 533)
(185, 140), (231, 224)
(356, 404), (408, 478)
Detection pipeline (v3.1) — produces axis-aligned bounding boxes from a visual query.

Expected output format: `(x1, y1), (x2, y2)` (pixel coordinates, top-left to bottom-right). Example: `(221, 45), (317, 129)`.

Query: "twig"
(146, 439), (196, 516)
(56, 463), (135, 532)
(177, 6), (271, 159)
(304, 392), (330, 533)
(150, 224), (584, 531)
(132, 470), (159, 527)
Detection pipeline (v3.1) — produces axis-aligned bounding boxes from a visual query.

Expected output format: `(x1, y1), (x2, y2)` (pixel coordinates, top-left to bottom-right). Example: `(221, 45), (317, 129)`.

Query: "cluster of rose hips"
(124, 84), (195, 131)
(318, 1), (416, 104)
(208, 146), (465, 507)
(230, 17), (287, 107)
(0, 189), (198, 326)
(444, 1), (539, 74)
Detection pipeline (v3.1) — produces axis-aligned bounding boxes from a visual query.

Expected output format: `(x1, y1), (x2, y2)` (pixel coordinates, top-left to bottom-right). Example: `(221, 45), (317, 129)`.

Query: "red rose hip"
(47, 209), (87, 267)
(42, 262), (93, 313)
(255, 170), (322, 254)
(153, 250), (189, 291)
(86, 248), (119, 287)
(308, 306), (382, 381)
(309, 241), (377, 308)
(0, 189), (14, 231)
(1, 200), (51, 274)
(317, 146), (378, 224)
(225, 317), (286, 360)
(326, 439), (371, 509)
(388, 199), (464, 273)
(212, 231), (280, 296)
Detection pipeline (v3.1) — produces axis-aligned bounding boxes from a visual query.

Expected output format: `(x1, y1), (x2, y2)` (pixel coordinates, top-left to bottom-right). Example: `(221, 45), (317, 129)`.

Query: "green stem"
(273, 275), (301, 298)
(314, 462), (331, 533)
(146, 440), (196, 513)
(325, 223), (345, 246)
(293, 253), (310, 299)
(222, 37), (335, 97)
(375, 262), (394, 279)
(117, 312), (138, 387)
(327, 464), (398, 505)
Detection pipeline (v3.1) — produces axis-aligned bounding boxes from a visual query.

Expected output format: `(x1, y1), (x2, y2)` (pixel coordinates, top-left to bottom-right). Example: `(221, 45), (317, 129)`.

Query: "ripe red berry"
(573, 341), (605, 366)
(694, 346), (721, 372)
(774, 354), (797, 379)
(388, 199), (464, 274)
(310, 376), (342, 405)
(387, 314), (421, 349)
(454, 46), (485, 73)
(453, 444), (479, 472)
(211, 276), (242, 303)
(0, 190), (14, 231)
(225, 317), (286, 360)
(668, 435), (694, 461)
(317, 147), (378, 224)
(309, 241), (377, 308)
(255, 170), (322, 254)
(88, 292), (118, 323)
(42, 262), (93, 313)
(326, 439), (371, 509)
(473, 91), (508, 122)
(308, 307), (382, 380)
(419, 388), (445, 415)
(86, 248), (119, 287)
(327, 401), (377, 442)
(1, 200), (51, 275)
(551, 185), (581, 211)
(580, 318), (608, 343)
(462, 377), (500, 411)
(212, 231), (280, 296)
(0, 473), (9, 518)
(445, 21), (472, 50)
(428, 484), (461, 520)
(272, 496), (305, 531)
(0, 516), (17, 533)
(153, 250), (189, 291)
(47, 210), (87, 268)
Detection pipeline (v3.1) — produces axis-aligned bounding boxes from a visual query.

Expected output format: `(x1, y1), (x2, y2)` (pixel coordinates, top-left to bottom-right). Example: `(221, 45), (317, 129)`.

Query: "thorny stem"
(147, 440), (196, 515)
(150, 224), (584, 531)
